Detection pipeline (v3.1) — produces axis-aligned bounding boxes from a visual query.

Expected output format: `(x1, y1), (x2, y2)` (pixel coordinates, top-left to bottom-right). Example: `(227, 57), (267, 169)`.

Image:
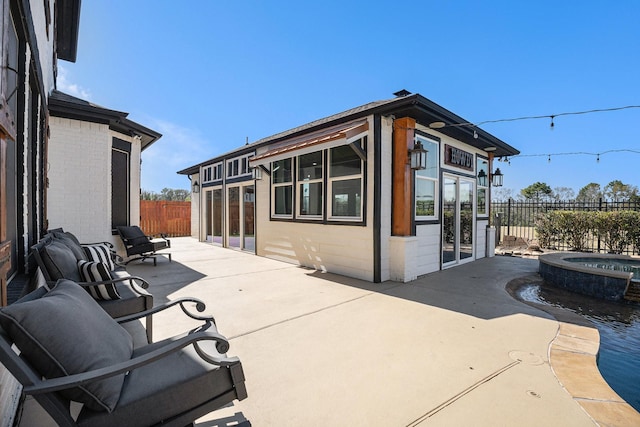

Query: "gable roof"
(178, 91), (519, 175)
(48, 90), (162, 150)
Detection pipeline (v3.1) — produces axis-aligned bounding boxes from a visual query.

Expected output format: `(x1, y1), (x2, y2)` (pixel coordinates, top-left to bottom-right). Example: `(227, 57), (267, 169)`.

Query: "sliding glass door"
(442, 175), (475, 267)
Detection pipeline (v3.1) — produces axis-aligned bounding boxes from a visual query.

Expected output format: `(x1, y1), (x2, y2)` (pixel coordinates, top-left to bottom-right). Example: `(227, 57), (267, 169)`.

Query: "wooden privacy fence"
(140, 200), (191, 237)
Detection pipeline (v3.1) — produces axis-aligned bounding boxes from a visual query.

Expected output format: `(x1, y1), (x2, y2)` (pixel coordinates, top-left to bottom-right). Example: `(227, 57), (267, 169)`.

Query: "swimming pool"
(516, 282), (640, 412)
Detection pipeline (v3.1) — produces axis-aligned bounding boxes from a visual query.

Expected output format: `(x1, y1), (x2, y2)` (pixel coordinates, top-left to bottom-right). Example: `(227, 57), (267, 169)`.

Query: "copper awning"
(249, 120), (369, 166)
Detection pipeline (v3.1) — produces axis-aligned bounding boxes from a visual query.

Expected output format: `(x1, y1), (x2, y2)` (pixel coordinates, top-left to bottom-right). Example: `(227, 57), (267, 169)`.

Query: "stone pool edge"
(507, 275), (640, 426)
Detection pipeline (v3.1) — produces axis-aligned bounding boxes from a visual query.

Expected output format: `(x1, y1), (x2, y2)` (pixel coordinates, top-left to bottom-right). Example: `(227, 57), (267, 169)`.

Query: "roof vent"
(393, 89), (411, 97)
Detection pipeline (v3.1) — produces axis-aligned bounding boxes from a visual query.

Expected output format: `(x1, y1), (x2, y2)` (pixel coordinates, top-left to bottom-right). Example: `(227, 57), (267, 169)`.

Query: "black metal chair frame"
(116, 226), (172, 266)
(0, 297), (247, 426)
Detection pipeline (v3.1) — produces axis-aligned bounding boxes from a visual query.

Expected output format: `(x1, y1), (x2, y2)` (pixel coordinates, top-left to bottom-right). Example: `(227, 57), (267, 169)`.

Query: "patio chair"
(31, 235), (157, 342)
(0, 279), (247, 427)
(116, 226), (172, 266)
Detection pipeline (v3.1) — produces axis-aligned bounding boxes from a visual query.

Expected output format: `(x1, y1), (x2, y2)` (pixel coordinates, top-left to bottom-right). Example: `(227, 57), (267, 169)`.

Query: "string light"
(501, 149), (640, 163)
(430, 105), (640, 132)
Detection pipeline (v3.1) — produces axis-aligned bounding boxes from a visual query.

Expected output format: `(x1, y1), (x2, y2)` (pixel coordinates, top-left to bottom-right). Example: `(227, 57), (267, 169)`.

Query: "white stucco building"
(180, 91), (519, 282)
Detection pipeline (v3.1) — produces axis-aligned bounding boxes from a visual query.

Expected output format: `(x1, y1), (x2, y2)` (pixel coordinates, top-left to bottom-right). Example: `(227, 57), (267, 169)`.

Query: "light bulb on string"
(473, 129), (478, 139)
(547, 154), (551, 163)
(596, 154), (600, 163)
(550, 116), (555, 131)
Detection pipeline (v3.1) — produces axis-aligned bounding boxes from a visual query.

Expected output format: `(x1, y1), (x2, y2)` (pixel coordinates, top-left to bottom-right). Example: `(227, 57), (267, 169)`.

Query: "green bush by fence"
(534, 210), (640, 254)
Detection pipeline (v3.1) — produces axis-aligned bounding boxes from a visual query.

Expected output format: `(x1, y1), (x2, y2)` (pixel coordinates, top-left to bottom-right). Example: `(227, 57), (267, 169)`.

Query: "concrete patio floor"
(18, 237), (640, 426)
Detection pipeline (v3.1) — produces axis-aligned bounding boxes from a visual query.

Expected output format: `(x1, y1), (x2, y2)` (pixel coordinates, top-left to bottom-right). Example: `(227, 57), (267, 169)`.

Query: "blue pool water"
(517, 282), (640, 412)
(566, 257), (640, 280)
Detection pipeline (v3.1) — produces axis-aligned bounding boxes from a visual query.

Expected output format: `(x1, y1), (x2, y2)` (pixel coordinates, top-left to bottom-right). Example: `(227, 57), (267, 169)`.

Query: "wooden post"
(392, 117), (415, 236)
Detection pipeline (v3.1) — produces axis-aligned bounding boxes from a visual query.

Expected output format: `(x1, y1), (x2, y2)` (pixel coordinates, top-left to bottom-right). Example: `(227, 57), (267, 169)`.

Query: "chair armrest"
(74, 275), (151, 293)
(23, 329), (237, 395)
(115, 297), (214, 324)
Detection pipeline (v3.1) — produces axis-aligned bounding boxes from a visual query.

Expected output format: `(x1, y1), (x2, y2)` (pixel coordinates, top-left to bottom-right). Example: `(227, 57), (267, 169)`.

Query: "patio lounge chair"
(0, 279), (247, 426)
(116, 226), (171, 266)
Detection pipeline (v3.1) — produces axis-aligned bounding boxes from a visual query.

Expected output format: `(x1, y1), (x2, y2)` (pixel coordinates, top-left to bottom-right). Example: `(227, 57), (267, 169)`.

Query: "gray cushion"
(97, 283), (151, 318)
(76, 337), (233, 427)
(40, 240), (82, 282)
(0, 280), (133, 412)
(50, 231), (87, 261)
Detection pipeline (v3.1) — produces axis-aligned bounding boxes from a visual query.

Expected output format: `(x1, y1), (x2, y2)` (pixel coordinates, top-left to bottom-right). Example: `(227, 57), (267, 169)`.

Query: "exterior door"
(228, 187), (240, 249)
(442, 175), (475, 267)
(204, 188), (223, 245)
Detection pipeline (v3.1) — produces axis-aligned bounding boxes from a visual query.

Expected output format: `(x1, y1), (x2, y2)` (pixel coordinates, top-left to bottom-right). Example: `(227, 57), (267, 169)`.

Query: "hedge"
(535, 210), (640, 254)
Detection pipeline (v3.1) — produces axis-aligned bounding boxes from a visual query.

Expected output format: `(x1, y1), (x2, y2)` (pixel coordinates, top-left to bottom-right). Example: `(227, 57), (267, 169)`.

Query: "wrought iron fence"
(490, 199), (640, 254)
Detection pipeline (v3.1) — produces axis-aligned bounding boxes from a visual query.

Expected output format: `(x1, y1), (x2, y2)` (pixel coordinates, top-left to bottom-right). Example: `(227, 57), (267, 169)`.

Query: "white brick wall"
(48, 117), (142, 247)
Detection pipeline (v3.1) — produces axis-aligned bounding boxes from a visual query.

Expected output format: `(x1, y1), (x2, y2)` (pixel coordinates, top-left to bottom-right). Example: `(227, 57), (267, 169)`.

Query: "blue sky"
(58, 1), (640, 198)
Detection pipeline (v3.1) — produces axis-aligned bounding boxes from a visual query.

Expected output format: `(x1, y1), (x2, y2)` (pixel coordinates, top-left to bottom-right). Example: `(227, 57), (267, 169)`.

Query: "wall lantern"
(252, 166), (262, 180)
(477, 169), (488, 187)
(192, 180), (200, 193)
(409, 139), (428, 170)
(491, 168), (504, 187)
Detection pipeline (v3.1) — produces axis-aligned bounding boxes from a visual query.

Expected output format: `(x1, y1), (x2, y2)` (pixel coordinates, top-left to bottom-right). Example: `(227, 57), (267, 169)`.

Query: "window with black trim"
(269, 140), (365, 222)
(227, 154), (253, 179)
(415, 136), (439, 220)
(329, 145), (363, 220)
(298, 151), (323, 218)
(272, 158), (293, 217)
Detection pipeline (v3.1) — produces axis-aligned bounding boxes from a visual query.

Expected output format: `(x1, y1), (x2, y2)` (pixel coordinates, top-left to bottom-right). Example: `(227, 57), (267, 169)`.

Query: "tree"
(520, 182), (553, 201)
(491, 187), (514, 202)
(141, 188), (190, 201)
(576, 183), (602, 202)
(553, 187), (575, 201)
(603, 180), (638, 202)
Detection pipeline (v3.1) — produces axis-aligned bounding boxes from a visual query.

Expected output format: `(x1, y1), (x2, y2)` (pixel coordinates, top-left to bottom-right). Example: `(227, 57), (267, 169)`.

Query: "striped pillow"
(82, 244), (115, 271)
(77, 260), (121, 300)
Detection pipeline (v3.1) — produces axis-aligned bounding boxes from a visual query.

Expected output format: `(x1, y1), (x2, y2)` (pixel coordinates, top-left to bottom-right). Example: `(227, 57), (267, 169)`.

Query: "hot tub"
(538, 252), (635, 301)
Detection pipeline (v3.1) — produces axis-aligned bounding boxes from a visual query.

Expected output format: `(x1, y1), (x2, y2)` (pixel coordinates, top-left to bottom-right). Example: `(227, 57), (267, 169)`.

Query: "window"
(476, 157), (489, 216)
(203, 166), (212, 182)
(213, 163), (222, 180)
(226, 155), (252, 179)
(297, 151), (323, 218)
(272, 158), (293, 217)
(227, 159), (238, 177)
(329, 145), (363, 220)
(111, 138), (131, 230)
(268, 139), (366, 222)
(415, 136), (439, 219)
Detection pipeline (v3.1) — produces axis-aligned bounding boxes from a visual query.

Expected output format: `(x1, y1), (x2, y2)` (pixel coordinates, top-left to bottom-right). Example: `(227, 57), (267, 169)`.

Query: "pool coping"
(508, 275), (640, 426)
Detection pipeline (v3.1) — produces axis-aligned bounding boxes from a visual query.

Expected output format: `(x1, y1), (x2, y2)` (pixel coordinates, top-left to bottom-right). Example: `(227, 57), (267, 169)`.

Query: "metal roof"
(177, 92), (519, 175)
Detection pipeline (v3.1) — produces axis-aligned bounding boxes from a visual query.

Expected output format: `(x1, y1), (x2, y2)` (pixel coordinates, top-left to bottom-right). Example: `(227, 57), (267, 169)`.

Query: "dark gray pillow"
(0, 279), (133, 412)
(40, 240), (82, 282)
(50, 231), (87, 261)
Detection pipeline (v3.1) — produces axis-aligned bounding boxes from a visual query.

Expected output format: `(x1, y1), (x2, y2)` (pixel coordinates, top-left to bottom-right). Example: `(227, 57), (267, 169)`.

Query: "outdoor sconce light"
(192, 180), (200, 193)
(252, 166), (262, 180)
(491, 168), (504, 187)
(409, 139), (428, 170)
(477, 169), (488, 187)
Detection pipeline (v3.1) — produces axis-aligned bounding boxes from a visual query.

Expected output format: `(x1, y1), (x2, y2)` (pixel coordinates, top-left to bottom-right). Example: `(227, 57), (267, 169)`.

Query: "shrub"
(594, 210), (640, 254)
(534, 212), (557, 248)
(553, 210), (593, 251)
